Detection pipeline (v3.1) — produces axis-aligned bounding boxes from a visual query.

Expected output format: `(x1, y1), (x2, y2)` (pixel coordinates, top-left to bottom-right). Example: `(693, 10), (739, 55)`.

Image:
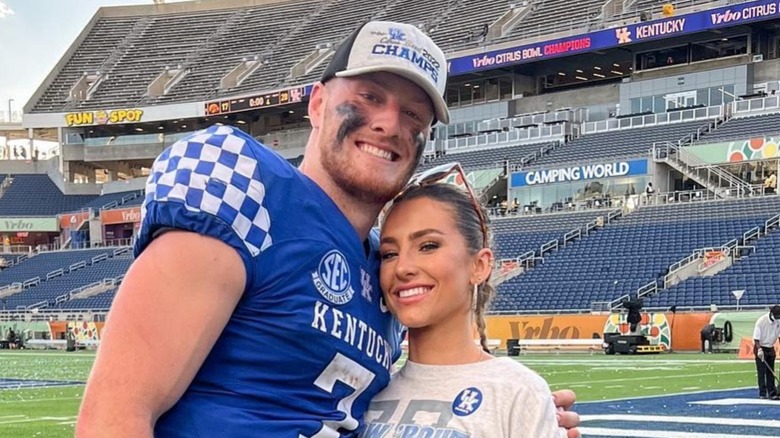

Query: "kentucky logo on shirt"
(360, 267), (373, 303)
(311, 250), (355, 305)
(452, 387), (483, 417)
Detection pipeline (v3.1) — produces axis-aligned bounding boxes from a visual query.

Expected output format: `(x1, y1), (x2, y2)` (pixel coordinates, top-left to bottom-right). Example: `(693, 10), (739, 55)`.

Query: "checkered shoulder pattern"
(142, 125), (272, 256)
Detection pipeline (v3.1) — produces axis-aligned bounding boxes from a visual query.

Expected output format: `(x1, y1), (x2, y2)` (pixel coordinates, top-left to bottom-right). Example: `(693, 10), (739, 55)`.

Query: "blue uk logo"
(452, 387), (483, 416)
(388, 27), (406, 41)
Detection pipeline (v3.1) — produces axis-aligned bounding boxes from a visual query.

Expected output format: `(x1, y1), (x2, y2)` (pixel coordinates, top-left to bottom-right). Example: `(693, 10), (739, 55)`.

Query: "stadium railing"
(443, 123), (568, 152)
(732, 94), (780, 115)
(583, 105), (722, 134)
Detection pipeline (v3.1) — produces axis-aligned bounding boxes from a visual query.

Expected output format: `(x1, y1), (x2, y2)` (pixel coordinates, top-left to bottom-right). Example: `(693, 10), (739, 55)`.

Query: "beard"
(320, 103), (425, 205)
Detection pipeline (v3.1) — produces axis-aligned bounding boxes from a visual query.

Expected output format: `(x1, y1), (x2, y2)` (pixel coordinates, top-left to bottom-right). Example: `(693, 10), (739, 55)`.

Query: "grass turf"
(0, 350), (758, 437)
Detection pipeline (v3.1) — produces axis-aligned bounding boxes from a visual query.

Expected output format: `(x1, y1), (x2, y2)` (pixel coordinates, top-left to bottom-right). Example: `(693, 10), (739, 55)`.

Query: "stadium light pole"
(6, 99), (13, 123)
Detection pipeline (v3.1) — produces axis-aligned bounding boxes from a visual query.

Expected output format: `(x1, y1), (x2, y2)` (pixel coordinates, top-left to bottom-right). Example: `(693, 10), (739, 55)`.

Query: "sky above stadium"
(0, 0), (189, 119)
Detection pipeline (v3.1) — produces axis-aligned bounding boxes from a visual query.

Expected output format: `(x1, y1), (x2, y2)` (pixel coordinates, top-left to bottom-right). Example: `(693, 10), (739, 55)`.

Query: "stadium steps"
(0, 249), (126, 310)
(0, 175), (12, 200)
(492, 196), (780, 312)
(642, 210), (780, 310)
(490, 208), (623, 288)
(654, 141), (751, 199)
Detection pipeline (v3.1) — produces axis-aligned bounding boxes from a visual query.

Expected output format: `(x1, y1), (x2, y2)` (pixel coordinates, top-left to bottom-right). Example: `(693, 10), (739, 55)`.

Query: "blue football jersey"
(134, 125), (403, 437)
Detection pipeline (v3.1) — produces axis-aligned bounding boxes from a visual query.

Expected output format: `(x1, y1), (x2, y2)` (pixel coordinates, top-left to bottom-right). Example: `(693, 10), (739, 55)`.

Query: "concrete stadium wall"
(511, 84), (619, 121)
(0, 157), (58, 175)
(619, 64), (750, 112)
(752, 58), (780, 86)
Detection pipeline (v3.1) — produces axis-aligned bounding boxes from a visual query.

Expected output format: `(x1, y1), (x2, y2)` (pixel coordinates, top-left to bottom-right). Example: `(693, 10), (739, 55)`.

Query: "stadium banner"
(100, 207), (141, 225)
(0, 322), (51, 339)
(0, 217), (58, 232)
(204, 84), (314, 116)
(59, 211), (91, 230)
(686, 136), (780, 164)
(65, 109), (144, 127)
(486, 312), (712, 351)
(712, 310), (776, 354)
(48, 321), (105, 342)
(24, 102), (202, 129)
(510, 159), (648, 187)
(448, 0), (780, 75)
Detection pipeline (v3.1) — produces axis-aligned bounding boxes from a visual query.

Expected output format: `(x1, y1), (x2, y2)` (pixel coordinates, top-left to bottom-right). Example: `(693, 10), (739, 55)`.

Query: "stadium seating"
(32, 17), (141, 112)
(84, 10), (238, 109)
(617, 0), (717, 22)
(645, 229), (780, 309)
(492, 210), (611, 259)
(531, 121), (709, 167)
(155, 0), (321, 103)
(60, 288), (118, 310)
(0, 249), (113, 288)
(697, 112), (780, 143)
(418, 142), (557, 172)
(0, 249), (129, 310)
(491, 197), (780, 312)
(0, 175), (97, 216)
(33, 0), (692, 111)
(0, 254), (19, 268)
(425, 0), (510, 51)
(497, 0), (603, 43)
(79, 190), (144, 211)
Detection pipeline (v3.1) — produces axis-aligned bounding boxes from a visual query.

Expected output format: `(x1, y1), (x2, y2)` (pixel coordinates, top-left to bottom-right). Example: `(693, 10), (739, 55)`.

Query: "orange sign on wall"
(101, 206), (142, 225)
(59, 211), (91, 229)
(49, 321), (105, 341)
(485, 312), (714, 351)
(486, 315), (607, 348)
(737, 337), (780, 359)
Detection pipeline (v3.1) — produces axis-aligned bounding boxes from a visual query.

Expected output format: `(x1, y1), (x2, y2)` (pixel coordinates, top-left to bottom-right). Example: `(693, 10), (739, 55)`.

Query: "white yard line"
(0, 416), (76, 425)
(0, 396), (82, 404)
(576, 386), (757, 404)
(581, 427), (772, 438)
(581, 414), (780, 428)
(549, 370), (753, 387)
(692, 398), (780, 406)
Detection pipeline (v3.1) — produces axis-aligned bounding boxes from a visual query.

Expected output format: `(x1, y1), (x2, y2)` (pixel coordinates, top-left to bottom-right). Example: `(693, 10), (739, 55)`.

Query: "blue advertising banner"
(511, 159), (648, 187)
(448, 0), (780, 75)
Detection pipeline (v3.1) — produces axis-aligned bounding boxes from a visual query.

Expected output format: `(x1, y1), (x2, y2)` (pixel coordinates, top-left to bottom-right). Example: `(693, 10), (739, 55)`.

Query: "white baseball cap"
(321, 21), (450, 125)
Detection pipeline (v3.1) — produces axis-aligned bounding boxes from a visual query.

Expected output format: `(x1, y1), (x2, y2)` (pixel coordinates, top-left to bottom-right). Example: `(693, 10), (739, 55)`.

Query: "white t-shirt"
(362, 357), (566, 438)
(753, 313), (780, 348)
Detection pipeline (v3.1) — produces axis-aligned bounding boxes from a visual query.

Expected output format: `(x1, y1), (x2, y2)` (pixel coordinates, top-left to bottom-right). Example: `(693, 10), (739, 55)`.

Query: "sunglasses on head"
(392, 162), (488, 249)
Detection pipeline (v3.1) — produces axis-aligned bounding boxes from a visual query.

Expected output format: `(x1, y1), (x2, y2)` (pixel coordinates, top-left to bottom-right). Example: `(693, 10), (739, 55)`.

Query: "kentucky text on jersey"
(312, 300), (395, 371)
(371, 43), (440, 82)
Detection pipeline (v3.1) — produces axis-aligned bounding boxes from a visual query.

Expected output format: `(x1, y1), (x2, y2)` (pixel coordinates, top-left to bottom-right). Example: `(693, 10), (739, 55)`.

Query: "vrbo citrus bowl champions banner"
(448, 0), (780, 75)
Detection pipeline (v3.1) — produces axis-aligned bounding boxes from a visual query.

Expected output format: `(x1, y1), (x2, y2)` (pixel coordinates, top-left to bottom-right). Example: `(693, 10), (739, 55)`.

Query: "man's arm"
(76, 231), (246, 437)
(753, 322), (763, 358)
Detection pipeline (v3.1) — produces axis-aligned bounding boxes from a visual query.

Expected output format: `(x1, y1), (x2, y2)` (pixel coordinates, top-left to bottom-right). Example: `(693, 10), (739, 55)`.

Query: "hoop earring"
(472, 283), (479, 311)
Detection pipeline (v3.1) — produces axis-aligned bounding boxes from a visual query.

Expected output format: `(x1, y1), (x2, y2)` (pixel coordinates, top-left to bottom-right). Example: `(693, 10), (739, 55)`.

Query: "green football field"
(0, 350), (758, 437)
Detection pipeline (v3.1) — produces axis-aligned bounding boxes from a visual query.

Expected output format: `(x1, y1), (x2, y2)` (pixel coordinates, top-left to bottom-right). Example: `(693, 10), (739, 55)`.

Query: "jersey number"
(301, 353), (377, 438)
